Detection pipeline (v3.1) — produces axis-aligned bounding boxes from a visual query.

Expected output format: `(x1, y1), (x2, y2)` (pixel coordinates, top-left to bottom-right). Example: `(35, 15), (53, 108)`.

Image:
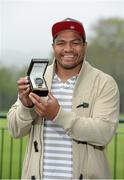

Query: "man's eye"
(56, 42), (65, 45)
(72, 41), (82, 45)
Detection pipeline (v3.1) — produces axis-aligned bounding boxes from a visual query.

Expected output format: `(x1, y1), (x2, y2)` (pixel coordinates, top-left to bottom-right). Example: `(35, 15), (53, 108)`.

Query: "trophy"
(27, 58), (49, 96)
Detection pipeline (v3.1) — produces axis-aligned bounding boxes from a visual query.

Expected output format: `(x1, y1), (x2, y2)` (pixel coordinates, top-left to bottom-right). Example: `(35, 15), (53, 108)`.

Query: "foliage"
(0, 17), (124, 112)
(87, 17), (124, 113)
(0, 65), (27, 111)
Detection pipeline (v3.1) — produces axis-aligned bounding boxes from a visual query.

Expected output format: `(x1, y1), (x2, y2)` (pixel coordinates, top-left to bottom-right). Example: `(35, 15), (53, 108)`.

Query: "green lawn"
(0, 119), (27, 179)
(107, 123), (124, 179)
(0, 119), (124, 179)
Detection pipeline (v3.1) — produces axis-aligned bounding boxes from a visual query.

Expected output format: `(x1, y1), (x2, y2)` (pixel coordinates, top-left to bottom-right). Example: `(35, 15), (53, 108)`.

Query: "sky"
(0, 0), (124, 68)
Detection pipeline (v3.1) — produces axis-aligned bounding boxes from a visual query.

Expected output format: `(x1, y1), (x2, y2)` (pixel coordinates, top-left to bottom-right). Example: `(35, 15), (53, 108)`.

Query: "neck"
(55, 64), (82, 82)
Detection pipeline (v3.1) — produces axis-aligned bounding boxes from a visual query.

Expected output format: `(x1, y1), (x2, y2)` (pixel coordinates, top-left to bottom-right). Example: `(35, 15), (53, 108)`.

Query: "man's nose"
(64, 42), (73, 51)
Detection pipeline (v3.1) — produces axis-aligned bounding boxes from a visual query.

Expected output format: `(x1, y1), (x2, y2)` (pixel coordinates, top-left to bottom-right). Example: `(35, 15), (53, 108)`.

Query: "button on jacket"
(7, 60), (120, 179)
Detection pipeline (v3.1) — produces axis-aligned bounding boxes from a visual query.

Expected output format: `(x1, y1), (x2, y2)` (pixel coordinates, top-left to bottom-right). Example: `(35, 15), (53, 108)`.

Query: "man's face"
(52, 30), (87, 70)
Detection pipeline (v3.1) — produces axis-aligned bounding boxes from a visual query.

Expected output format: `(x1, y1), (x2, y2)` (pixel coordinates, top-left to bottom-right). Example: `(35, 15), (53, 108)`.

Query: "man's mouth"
(62, 54), (76, 60)
(63, 55), (74, 58)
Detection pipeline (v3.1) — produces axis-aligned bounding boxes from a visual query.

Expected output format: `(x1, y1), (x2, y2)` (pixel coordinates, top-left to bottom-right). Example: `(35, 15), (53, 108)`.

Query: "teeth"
(63, 55), (74, 58)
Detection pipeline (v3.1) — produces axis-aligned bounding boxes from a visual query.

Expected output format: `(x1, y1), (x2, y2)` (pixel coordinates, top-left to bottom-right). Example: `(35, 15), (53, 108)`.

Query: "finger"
(34, 101), (46, 114)
(29, 94), (39, 104)
(48, 92), (55, 100)
(25, 87), (31, 94)
(18, 84), (30, 91)
(30, 93), (48, 107)
(17, 77), (29, 86)
(34, 107), (41, 116)
(29, 94), (45, 111)
(19, 87), (30, 99)
(29, 93), (41, 102)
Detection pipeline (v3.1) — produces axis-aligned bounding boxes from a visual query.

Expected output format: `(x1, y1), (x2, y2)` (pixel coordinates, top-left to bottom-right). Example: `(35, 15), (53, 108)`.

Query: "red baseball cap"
(52, 18), (86, 41)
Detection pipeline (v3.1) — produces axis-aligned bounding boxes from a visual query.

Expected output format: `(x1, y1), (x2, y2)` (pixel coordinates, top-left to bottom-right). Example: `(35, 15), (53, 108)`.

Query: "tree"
(0, 65), (27, 111)
(87, 17), (124, 113)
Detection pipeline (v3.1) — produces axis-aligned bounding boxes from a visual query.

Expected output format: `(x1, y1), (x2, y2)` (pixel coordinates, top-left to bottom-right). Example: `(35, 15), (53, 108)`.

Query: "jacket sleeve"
(54, 76), (120, 147)
(7, 98), (37, 138)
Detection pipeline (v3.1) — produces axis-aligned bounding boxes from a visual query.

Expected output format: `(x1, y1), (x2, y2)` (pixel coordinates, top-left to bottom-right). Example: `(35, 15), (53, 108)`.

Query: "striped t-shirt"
(42, 74), (77, 179)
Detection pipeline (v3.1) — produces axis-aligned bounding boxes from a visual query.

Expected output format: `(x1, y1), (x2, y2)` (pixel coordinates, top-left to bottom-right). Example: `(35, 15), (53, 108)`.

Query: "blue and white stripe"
(42, 74), (77, 179)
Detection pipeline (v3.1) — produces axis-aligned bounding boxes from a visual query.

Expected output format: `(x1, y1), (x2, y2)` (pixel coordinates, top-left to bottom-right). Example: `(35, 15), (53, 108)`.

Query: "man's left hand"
(29, 92), (60, 120)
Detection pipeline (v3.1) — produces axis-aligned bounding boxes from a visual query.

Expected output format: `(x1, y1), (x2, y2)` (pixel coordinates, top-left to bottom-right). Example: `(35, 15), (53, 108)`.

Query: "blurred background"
(0, 0), (124, 112)
(0, 0), (124, 179)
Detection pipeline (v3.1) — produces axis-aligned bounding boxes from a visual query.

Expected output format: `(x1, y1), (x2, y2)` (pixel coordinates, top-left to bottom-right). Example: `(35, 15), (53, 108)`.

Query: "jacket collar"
(45, 58), (93, 95)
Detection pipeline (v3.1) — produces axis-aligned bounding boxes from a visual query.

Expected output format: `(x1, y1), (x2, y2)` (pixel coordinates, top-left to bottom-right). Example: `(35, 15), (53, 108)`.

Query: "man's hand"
(29, 92), (60, 120)
(17, 77), (34, 108)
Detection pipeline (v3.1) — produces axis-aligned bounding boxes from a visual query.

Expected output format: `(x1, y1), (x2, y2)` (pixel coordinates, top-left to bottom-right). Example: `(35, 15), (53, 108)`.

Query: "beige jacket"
(7, 61), (120, 179)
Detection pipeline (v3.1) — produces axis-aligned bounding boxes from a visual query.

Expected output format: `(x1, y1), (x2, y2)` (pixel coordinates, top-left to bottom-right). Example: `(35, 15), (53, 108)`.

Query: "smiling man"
(7, 18), (119, 179)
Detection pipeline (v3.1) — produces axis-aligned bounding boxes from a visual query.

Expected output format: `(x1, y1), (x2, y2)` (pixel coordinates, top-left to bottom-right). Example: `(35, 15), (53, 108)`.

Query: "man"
(7, 18), (119, 179)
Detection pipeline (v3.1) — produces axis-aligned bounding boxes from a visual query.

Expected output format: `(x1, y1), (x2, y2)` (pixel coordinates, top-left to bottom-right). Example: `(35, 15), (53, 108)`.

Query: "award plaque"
(27, 58), (49, 96)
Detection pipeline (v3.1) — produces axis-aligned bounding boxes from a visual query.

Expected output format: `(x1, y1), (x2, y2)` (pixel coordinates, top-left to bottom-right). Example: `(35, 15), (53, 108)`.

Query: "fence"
(0, 116), (124, 179)
(111, 128), (124, 179)
(0, 126), (27, 179)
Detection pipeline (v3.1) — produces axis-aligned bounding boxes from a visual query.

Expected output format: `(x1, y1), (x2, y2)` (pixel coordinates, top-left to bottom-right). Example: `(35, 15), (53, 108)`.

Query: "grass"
(0, 119), (27, 179)
(107, 123), (124, 179)
(0, 131), (27, 179)
(0, 118), (124, 179)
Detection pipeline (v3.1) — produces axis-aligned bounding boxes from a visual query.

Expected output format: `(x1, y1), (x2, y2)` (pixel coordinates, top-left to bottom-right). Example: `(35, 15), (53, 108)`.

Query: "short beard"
(55, 59), (83, 70)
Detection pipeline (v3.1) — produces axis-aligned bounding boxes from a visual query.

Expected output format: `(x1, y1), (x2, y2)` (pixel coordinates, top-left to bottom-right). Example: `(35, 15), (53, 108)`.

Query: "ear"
(84, 42), (87, 47)
(84, 42), (88, 52)
(52, 43), (56, 52)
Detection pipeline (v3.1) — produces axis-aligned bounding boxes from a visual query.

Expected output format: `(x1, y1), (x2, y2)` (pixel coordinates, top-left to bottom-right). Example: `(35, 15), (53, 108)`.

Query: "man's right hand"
(17, 77), (34, 108)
